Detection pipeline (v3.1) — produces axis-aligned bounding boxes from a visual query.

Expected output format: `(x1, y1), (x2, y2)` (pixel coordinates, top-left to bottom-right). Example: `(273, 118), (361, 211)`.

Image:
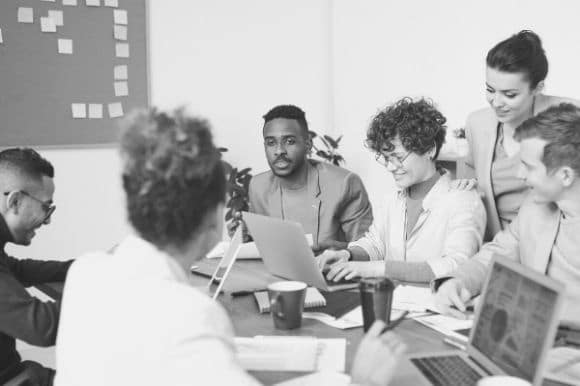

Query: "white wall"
(9, 0), (580, 260)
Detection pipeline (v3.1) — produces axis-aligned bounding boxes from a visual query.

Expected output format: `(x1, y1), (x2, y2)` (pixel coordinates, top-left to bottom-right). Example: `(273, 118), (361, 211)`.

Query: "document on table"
(392, 285), (438, 312)
(303, 306), (424, 330)
(235, 336), (346, 372)
(413, 313), (473, 341)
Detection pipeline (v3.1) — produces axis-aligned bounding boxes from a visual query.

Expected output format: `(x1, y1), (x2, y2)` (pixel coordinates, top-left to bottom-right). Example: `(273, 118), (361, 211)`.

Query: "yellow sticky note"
(40, 17), (57, 33)
(0, 28), (4, 44)
(63, 0), (78, 6)
(115, 43), (129, 58)
(114, 25), (127, 40)
(89, 104), (103, 119)
(18, 7), (34, 24)
(58, 39), (73, 54)
(71, 103), (86, 118)
(114, 65), (128, 80)
(108, 102), (124, 118)
(113, 9), (127, 25)
(48, 10), (64, 26)
(104, 0), (118, 7)
(86, 0), (101, 6)
(114, 81), (128, 97)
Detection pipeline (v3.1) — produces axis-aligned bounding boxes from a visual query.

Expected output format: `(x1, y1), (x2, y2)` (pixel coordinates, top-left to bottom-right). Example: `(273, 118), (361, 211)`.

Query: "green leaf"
(324, 135), (338, 149)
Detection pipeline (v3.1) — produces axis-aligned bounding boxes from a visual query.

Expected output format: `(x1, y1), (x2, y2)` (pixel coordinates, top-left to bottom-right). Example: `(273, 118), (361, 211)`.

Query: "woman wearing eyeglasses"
(455, 30), (580, 240)
(317, 98), (486, 283)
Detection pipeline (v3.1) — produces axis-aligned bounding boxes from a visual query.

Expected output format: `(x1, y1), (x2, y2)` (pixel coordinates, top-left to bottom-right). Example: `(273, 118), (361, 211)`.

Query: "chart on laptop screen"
(471, 263), (559, 381)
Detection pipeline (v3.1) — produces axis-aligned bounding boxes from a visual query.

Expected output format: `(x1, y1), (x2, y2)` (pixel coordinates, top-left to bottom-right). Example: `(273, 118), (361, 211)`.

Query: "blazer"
(249, 160), (373, 245)
(460, 95), (579, 241)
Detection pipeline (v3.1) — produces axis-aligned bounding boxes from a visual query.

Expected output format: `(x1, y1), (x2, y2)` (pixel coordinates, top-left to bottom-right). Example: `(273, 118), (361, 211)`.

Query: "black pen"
(380, 310), (410, 334)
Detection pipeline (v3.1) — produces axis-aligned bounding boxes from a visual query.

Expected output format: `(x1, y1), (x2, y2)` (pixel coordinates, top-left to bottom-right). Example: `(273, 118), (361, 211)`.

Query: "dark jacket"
(0, 214), (72, 383)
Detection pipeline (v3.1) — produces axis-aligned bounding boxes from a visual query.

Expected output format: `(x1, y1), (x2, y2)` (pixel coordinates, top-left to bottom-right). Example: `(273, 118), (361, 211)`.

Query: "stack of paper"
(392, 285), (437, 312)
(235, 336), (346, 372)
(544, 347), (580, 385)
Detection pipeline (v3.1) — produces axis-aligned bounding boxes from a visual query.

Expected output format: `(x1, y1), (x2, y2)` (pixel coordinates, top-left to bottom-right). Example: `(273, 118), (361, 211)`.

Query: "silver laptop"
(402, 256), (564, 386)
(242, 212), (358, 292)
(207, 227), (243, 300)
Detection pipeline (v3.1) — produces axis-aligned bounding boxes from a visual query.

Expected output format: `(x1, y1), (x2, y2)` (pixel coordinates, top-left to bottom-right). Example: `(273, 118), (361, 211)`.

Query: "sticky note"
(58, 39), (73, 54)
(114, 81), (128, 97)
(48, 10), (64, 26)
(89, 104), (103, 119)
(114, 65), (128, 80)
(104, 0), (118, 7)
(113, 9), (127, 25)
(41, 0), (56, 2)
(86, 0), (100, 6)
(40, 17), (57, 33)
(72, 103), (86, 118)
(63, 0), (78, 6)
(18, 8), (34, 23)
(114, 25), (127, 40)
(0, 28), (3, 44)
(115, 43), (129, 58)
(108, 102), (123, 118)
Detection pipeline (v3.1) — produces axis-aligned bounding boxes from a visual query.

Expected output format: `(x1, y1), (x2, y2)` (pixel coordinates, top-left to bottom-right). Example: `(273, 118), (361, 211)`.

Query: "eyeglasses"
(3, 191), (56, 220)
(375, 151), (411, 169)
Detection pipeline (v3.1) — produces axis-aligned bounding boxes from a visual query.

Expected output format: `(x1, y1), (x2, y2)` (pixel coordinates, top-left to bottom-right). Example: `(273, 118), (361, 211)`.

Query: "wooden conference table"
(189, 259), (450, 385)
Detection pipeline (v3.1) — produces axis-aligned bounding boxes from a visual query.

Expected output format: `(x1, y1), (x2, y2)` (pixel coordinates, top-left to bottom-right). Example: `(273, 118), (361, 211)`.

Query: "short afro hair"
(366, 97), (447, 159)
(120, 107), (226, 248)
(263, 104), (309, 135)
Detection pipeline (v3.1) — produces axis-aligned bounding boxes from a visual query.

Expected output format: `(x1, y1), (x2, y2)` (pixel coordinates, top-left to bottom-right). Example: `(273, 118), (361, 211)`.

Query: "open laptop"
(402, 256), (564, 386)
(242, 212), (358, 292)
(206, 227), (243, 300)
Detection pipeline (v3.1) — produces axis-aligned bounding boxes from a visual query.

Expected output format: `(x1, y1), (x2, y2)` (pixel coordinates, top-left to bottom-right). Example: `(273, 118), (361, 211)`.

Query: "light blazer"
(453, 195), (560, 299)
(460, 95), (580, 241)
(249, 160), (373, 245)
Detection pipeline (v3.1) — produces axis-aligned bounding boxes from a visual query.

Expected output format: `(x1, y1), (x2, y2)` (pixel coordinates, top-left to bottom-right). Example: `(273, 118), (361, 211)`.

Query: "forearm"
(348, 246), (370, 261)
(385, 261), (435, 283)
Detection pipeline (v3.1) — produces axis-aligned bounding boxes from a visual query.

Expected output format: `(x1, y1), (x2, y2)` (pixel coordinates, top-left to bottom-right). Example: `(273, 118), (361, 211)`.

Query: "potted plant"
(309, 131), (345, 166)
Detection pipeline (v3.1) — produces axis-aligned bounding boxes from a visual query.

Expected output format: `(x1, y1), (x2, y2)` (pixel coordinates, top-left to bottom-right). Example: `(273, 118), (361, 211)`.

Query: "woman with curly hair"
(318, 98), (486, 283)
(456, 30), (580, 240)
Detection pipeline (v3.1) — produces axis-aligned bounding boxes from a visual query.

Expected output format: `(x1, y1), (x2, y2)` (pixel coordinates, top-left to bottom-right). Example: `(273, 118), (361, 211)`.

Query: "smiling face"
(518, 137), (563, 204)
(379, 137), (435, 189)
(486, 67), (541, 125)
(263, 118), (311, 178)
(6, 176), (55, 245)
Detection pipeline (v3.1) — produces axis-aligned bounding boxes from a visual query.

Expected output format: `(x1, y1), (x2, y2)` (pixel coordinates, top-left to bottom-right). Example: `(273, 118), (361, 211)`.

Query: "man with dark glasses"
(0, 148), (72, 386)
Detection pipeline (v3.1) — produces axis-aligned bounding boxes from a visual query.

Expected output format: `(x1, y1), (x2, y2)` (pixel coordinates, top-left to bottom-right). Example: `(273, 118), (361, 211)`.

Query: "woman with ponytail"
(456, 30), (580, 240)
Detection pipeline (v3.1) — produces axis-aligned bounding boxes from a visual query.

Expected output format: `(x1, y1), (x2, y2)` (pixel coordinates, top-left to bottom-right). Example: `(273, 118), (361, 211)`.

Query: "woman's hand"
(450, 178), (478, 191)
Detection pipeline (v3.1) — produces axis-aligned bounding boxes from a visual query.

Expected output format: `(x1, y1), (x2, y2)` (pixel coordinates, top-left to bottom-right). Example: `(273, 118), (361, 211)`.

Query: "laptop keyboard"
(411, 355), (483, 386)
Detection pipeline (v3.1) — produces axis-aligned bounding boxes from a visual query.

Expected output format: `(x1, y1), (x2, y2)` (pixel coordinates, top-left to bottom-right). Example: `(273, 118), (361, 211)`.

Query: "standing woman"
(458, 30), (580, 240)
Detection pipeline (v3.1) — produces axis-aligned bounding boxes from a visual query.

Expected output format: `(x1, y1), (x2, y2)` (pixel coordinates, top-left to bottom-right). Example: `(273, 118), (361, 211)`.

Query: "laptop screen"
(470, 261), (560, 381)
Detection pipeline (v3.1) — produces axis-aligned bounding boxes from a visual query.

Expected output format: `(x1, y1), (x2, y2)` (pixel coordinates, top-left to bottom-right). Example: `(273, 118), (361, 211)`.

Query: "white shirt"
(349, 173), (486, 278)
(55, 236), (353, 385)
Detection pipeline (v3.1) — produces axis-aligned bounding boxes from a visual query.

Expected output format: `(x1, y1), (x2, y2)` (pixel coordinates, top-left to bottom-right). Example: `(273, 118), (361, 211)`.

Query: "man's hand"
(434, 278), (472, 319)
(351, 321), (406, 386)
(315, 249), (350, 270)
(450, 178), (478, 191)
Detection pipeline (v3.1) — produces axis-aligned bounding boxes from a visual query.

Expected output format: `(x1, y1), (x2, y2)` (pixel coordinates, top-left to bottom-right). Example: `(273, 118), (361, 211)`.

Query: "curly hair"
(366, 97), (447, 159)
(487, 30), (548, 89)
(120, 107), (226, 248)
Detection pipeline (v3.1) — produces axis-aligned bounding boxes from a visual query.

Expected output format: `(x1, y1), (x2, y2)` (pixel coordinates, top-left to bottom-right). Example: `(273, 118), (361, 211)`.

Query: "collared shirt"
(0, 214), (71, 383)
(349, 173), (486, 278)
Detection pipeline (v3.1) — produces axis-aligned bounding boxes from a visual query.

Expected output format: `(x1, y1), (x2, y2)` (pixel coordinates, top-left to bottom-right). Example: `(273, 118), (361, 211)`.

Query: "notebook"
(254, 287), (326, 313)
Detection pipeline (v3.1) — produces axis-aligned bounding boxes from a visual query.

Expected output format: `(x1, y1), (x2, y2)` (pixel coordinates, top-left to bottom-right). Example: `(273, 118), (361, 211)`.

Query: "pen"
(380, 310), (410, 334)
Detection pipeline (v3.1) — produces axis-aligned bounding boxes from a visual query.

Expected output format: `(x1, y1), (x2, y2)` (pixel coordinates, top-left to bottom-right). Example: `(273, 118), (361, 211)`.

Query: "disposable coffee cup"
(359, 277), (395, 332)
(267, 281), (307, 330)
